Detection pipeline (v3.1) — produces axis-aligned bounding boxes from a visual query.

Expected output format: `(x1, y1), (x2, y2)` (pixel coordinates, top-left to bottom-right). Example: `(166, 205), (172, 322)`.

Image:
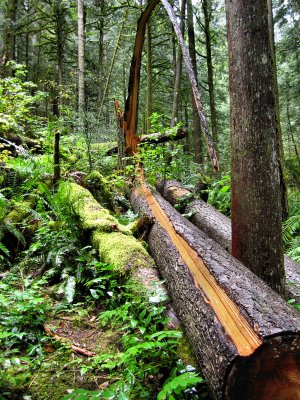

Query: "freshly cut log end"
(225, 335), (300, 400)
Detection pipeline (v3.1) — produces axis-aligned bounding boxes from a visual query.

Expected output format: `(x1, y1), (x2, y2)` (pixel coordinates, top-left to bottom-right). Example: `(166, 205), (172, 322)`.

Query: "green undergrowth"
(0, 261), (206, 400)
(0, 157), (206, 399)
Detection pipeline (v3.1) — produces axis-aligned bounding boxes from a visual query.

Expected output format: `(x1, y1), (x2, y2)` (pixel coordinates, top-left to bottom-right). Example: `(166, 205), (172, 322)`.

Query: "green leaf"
(65, 275), (76, 303)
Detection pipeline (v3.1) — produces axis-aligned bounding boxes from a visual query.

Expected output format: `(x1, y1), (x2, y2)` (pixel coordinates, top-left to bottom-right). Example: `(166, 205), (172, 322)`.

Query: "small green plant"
(157, 371), (203, 400)
(0, 63), (47, 139)
(207, 175), (231, 216)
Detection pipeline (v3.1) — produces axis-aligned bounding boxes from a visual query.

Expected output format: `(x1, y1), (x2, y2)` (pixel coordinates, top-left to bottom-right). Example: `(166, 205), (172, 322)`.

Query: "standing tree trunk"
(227, 0), (285, 295)
(53, 130), (60, 185)
(97, 0), (104, 109)
(0, 0), (18, 77)
(77, 0), (85, 114)
(170, 0), (186, 128)
(53, 0), (66, 117)
(202, 0), (218, 149)
(267, 0), (288, 220)
(146, 0), (153, 133)
(187, 0), (202, 163)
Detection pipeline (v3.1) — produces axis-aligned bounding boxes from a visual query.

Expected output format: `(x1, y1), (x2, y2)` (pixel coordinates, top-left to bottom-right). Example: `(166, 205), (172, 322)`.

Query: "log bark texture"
(131, 184), (300, 400)
(156, 179), (300, 302)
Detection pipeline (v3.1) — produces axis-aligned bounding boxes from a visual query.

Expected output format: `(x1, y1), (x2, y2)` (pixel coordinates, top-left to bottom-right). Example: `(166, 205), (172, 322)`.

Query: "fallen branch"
(43, 323), (95, 357)
(157, 179), (300, 302)
(130, 183), (300, 400)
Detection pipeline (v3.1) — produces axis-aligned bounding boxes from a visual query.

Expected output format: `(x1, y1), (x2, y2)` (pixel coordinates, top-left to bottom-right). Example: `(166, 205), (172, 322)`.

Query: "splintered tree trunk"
(187, 0), (202, 163)
(227, 0), (285, 295)
(156, 179), (300, 302)
(131, 184), (300, 400)
(124, 0), (160, 155)
(124, 0), (218, 172)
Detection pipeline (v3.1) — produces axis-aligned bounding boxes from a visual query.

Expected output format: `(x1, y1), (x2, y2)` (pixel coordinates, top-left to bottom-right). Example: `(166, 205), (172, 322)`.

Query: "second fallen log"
(156, 179), (300, 302)
(131, 184), (300, 400)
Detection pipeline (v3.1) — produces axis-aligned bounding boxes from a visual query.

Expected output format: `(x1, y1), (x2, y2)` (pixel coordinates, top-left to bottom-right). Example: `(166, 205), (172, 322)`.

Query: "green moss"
(59, 182), (154, 274)
(6, 200), (33, 223)
(29, 350), (96, 400)
(61, 181), (129, 234)
(176, 335), (197, 367)
(92, 231), (153, 273)
(84, 170), (114, 210)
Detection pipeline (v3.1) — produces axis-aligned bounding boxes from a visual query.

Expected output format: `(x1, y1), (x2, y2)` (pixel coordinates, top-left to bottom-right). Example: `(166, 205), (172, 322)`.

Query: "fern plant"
(0, 193), (25, 266)
(283, 214), (300, 262)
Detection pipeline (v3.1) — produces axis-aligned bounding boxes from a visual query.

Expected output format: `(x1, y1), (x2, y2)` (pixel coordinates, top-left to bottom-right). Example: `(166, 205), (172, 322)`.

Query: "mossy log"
(60, 182), (153, 275)
(130, 184), (300, 400)
(156, 179), (300, 302)
(59, 182), (181, 326)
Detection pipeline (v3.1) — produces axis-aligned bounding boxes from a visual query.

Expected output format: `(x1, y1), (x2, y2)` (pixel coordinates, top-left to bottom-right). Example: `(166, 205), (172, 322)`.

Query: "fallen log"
(104, 128), (187, 157)
(130, 183), (300, 400)
(0, 132), (41, 154)
(156, 179), (300, 302)
(140, 127), (187, 144)
(58, 182), (180, 328)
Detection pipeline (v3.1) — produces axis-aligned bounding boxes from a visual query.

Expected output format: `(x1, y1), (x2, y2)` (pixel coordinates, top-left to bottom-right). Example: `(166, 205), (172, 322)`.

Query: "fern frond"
(0, 242), (10, 256)
(283, 214), (300, 247)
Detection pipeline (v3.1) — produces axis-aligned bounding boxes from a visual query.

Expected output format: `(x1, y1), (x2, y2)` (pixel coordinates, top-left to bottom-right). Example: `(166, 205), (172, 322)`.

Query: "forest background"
(0, 0), (299, 399)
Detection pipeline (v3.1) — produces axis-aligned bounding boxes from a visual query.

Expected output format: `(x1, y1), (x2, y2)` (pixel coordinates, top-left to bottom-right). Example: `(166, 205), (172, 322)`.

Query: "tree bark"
(97, 0), (105, 109)
(156, 179), (300, 302)
(77, 0), (85, 114)
(226, 0), (285, 295)
(131, 184), (300, 400)
(202, 0), (218, 149)
(124, 0), (219, 172)
(146, 0), (153, 133)
(187, 0), (202, 164)
(267, 0), (288, 220)
(53, 130), (60, 185)
(0, 0), (18, 77)
(170, 0), (186, 129)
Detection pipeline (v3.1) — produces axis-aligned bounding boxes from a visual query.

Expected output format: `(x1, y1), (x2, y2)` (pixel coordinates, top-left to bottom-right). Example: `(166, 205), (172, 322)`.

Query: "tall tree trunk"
(1, 0), (18, 77)
(98, 9), (128, 117)
(227, 0), (285, 295)
(77, 0), (85, 114)
(97, 0), (104, 109)
(146, 0), (153, 133)
(202, 0), (218, 149)
(267, 0), (288, 220)
(54, 0), (65, 118)
(53, 130), (60, 185)
(187, 0), (202, 163)
(170, 0), (186, 129)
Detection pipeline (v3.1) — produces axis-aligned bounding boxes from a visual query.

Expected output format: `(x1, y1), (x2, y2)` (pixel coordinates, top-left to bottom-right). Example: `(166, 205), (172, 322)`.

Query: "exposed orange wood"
(123, 0), (160, 155)
(138, 184), (262, 356)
